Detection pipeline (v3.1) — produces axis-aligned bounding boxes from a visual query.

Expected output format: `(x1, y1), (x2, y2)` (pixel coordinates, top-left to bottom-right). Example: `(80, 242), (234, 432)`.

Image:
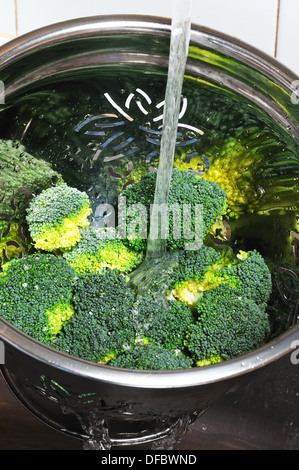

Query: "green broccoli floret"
(185, 284), (270, 366)
(121, 168), (226, 251)
(53, 271), (194, 366)
(134, 295), (194, 350)
(225, 249), (272, 307)
(26, 183), (92, 252)
(54, 269), (136, 363)
(109, 345), (194, 370)
(52, 308), (119, 363)
(166, 245), (272, 309)
(63, 226), (144, 275)
(0, 253), (76, 343)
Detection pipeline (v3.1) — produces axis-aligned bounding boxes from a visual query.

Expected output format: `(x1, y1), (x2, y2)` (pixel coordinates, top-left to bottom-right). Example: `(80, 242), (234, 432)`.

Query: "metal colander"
(0, 15), (299, 449)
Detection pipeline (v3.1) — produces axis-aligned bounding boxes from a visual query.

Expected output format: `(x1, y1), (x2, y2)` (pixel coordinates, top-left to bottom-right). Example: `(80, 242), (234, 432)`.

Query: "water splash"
(151, 415), (192, 450)
(82, 416), (112, 450)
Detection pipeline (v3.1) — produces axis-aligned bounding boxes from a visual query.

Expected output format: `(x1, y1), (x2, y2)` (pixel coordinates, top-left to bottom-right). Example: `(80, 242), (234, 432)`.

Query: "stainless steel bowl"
(0, 15), (298, 449)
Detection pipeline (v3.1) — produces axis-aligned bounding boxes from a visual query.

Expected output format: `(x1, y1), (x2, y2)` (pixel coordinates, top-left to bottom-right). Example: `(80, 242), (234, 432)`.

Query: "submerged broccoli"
(0, 151), (276, 371)
(121, 168), (226, 250)
(0, 253), (76, 343)
(26, 183), (92, 251)
(54, 269), (136, 363)
(0, 139), (62, 263)
(174, 137), (261, 220)
(185, 284), (270, 366)
(109, 345), (194, 371)
(53, 271), (194, 363)
(0, 140), (62, 222)
(63, 226), (144, 275)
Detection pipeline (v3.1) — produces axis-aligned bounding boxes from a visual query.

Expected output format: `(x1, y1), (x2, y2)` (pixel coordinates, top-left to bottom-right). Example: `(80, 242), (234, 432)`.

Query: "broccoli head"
(166, 245), (272, 309)
(0, 253), (76, 343)
(225, 249), (272, 307)
(185, 284), (270, 366)
(26, 183), (92, 251)
(109, 345), (194, 370)
(53, 271), (194, 365)
(121, 168), (226, 251)
(54, 269), (136, 363)
(134, 294), (194, 350)
(166, 245), (223, 307)
(63, 226), (144, 275)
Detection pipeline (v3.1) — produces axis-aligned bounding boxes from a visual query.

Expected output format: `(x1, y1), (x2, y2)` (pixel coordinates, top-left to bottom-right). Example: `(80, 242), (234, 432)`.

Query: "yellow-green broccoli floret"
(63, 227), (144, 275)
(166, 245), (230, 307)
(167, 245), (272, 309)
(26, 183), (92, 251)
(0, 253), (76, 343)
(174, 137), (262, 220)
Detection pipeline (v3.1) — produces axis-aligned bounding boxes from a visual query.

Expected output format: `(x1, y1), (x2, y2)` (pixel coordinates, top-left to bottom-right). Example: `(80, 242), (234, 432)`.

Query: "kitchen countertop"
(0, 353), (299, 450)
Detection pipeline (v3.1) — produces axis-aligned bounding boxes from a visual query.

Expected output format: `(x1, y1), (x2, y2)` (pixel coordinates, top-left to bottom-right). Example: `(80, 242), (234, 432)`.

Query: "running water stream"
(128, 0), (193, 295)
(146, 0), (192, 260)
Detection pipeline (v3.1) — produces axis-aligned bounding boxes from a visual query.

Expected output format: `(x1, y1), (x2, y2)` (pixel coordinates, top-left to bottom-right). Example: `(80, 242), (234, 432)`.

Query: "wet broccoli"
(185, 284), (270, 366)
(0, 139), (62, 263)
(0, 139), (62, 224)
(109, 345), (194, 370)
(53, 269), (136, 363)
(0, 253), (76, 343)
(166, 245), (223, 307)
(133, 294), (194, 351)
(166, 246), (272, 309)
(121, 167), (226, 251)
(224, 249), (272, 307)
(26, 182), (92, 252)
(63, 226), (144, 275)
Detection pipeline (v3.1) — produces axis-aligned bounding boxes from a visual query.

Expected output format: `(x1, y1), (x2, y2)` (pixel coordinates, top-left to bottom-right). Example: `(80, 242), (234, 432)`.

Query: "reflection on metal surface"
(24, 374), (202, 449)
(75, 90), (204, 174)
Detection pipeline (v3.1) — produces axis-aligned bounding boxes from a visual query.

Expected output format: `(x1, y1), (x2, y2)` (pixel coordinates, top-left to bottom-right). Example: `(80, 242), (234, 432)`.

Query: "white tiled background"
(0, 0), (298, 76)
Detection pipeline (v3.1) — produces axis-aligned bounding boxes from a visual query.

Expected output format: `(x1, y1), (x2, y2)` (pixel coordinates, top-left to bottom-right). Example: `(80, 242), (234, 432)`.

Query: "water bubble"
(255, 186), (265, 199)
